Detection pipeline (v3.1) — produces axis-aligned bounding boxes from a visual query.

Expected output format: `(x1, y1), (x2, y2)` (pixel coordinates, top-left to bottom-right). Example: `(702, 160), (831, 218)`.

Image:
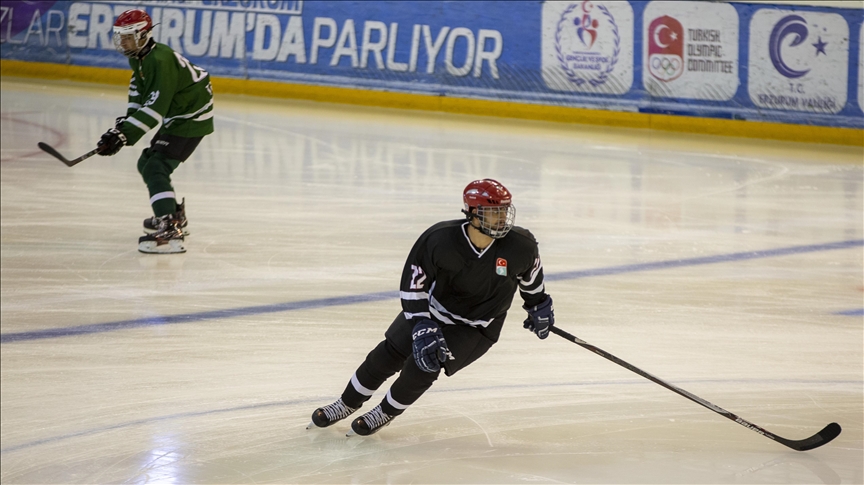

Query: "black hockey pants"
(341, 312), (503, 417)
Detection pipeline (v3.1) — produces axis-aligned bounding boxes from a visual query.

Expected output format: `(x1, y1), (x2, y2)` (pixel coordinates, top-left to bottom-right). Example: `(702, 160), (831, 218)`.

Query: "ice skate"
(144, 198), (188, 235)
(307, 398), (358, 429)
(347, 404), (394, 436)
(138, 214), (185, 254)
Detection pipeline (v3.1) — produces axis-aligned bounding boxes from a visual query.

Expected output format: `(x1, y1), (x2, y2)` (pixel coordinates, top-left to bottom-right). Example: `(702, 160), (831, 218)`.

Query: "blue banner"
(2, 1), (862, 128)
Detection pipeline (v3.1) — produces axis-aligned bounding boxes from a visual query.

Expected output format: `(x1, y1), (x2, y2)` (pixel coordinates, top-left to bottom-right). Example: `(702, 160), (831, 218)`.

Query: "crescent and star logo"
(496, 258), (507, 277)
(647, 15), (684, 82)
(768, 15), (828, 79)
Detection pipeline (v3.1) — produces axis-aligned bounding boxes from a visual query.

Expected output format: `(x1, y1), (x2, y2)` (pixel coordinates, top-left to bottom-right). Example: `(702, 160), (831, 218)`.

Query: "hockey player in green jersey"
(97, 8), (214, 254)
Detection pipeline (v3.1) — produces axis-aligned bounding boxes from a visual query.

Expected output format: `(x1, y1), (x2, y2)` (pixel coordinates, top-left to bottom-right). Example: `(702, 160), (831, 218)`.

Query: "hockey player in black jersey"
(308, 179), (555, 436)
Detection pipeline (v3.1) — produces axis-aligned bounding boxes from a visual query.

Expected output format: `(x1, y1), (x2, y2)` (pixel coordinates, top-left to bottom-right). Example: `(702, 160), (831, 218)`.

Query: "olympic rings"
(651, 55), (681, 75)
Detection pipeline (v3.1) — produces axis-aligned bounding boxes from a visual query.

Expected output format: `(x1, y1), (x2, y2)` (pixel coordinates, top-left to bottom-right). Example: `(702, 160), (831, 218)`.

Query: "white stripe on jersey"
(128, 102), (141, 110)
(428, 305), (457, 325)
(140, 107), (163, 125)
(403, 311), (431, 320)
(520, 283), (545, 295)
(126, 116), (151, 133)
(195, 110), (214, 121)
(400, 291), (429, 301)
(129, 90), (139, 96)
(519, 257), (543, 287)
(429, 289), (495, 328)
(163, 99), (214, 124)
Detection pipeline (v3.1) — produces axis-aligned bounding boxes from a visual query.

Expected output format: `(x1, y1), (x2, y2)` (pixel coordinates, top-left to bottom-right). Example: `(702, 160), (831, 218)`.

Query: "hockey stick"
(550, 326), (841, 451)
(37, 142), (100, 167)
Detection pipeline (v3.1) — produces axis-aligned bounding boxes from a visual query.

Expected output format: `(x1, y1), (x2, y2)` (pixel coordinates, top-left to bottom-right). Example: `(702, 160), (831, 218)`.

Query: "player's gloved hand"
(523, 296), (554, 339)
(411, 319), (453, 373)
(114, 116), (128, 129)
(97, 128), (127, 156)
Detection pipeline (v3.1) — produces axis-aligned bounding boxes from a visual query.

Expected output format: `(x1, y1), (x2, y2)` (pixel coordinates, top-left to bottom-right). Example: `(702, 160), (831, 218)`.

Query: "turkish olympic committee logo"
(647, 15), (684, 82)
(554, 0), (620, 87)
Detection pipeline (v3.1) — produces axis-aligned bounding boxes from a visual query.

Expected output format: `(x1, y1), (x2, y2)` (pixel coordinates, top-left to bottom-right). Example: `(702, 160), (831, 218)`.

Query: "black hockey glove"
(114, 116), (128, 129)
(411, 319), (453, 373)
(97, 128), (126, 156)
(523, 296), (554, 339)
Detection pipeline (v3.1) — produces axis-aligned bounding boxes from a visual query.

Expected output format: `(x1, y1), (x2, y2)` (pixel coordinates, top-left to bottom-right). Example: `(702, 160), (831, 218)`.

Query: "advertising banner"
(541, 0), (634, 95)
(859, 21), (863, 113)
(642, 1), (739, 101)
(1, 1), (862, 129)
(749, 9), (849, 114)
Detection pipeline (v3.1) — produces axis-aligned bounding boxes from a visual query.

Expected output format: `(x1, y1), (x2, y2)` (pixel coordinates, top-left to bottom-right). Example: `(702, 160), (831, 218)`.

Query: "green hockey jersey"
(120, 42), (214, 146)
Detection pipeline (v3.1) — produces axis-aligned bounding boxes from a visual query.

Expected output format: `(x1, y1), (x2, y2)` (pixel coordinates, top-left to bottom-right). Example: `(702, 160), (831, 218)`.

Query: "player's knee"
(383, 339), (408, 361)
(140, 154), (172, 182)
(136, 149), (151, 175)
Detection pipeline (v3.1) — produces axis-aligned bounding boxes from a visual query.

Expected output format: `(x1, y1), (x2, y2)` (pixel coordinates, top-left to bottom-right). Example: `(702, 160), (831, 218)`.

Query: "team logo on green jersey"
(144, 90), (160, 107)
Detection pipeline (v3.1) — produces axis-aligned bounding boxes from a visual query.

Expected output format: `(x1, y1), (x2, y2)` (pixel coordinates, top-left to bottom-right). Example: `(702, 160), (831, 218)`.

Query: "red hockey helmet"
(462, 178), (515, 239)
(113, 9), (153, 57)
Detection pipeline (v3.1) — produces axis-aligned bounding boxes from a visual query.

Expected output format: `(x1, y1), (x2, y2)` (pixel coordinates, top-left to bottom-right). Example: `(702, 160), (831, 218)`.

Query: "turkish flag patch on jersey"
(496, 258), (507, 276)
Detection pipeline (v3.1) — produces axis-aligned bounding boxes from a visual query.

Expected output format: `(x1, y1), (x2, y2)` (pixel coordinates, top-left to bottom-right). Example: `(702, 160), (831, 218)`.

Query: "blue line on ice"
(1, 239), (861, 344)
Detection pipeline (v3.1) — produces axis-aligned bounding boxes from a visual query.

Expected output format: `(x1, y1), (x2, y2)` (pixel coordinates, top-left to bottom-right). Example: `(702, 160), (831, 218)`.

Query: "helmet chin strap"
(134, 38), (155, 58)
(463, 210), (497, 239)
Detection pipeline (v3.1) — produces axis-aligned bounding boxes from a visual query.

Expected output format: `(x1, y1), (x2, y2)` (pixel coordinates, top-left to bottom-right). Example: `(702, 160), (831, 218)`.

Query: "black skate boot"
(348, 404), (394, 436)
(138, 214), (185, 254)
(144, 198), (188, 235)
(307, 398), (358, 429)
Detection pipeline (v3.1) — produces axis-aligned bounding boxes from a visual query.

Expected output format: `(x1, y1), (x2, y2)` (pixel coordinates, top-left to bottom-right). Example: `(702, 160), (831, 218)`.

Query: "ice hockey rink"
(1, 77), (862, 484)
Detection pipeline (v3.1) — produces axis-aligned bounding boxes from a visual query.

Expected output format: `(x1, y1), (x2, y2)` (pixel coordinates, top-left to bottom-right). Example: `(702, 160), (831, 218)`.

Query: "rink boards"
(1, 0), (863, 144)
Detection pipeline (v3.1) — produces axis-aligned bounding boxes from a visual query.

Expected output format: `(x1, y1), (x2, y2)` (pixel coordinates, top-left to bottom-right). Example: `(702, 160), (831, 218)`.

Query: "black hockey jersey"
(400, 220), (548, 329)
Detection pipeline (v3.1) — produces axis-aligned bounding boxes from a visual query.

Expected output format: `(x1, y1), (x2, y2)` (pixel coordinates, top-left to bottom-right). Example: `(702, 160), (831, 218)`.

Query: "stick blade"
(782, 422), (842, 451)
(37, 142), (73, 166)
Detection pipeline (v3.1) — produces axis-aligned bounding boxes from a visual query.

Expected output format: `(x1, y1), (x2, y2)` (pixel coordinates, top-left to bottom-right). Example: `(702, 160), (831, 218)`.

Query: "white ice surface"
(1, 78), (862, 484)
